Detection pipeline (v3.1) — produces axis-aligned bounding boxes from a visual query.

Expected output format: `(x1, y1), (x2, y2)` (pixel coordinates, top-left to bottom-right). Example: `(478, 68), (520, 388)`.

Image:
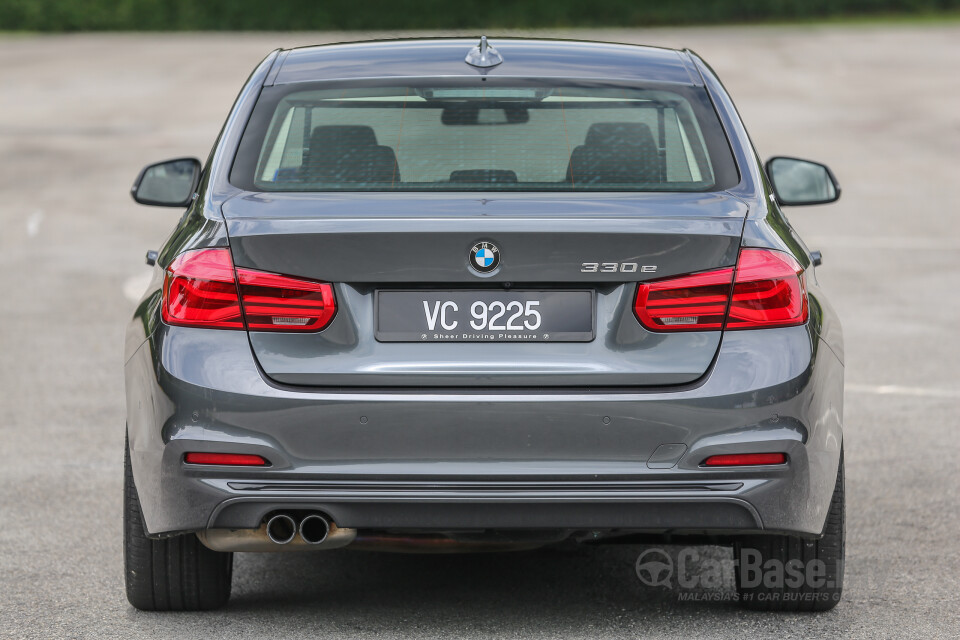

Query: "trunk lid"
(222, 192), (746, 387)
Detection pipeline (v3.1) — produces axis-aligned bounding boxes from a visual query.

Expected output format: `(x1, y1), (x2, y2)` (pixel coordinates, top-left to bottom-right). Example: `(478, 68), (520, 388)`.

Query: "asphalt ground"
(1, 24), (959, 639)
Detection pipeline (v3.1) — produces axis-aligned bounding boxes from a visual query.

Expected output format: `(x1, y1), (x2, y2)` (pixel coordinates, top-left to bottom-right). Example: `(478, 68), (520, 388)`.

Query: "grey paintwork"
(267, 39), (704, 87)
(225, 193), (746, 386)
(124, 315), (841, 536)
(222, 193), (745, 283)
(124, 38), (843, 541)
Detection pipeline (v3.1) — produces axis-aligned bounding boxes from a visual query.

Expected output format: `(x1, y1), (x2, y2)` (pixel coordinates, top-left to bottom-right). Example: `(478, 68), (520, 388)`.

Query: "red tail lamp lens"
(162, 249), (244, 329)
(727, 249), (808, 329)
(184, 452), (268, 466)
(161, 248), (336, 332)
(634, 249), (808, 332)
(237, 268), (336, 332)
(702, 453), (787, 467)
(634, 267), (734, 331)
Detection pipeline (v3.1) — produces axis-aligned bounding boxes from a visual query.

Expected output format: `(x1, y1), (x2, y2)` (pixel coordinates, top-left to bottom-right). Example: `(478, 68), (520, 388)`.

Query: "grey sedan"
(124, 37), (844, 612)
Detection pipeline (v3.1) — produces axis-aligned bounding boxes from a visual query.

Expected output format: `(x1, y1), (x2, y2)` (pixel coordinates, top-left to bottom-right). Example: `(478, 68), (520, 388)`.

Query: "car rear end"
(123, 39), (844, 610)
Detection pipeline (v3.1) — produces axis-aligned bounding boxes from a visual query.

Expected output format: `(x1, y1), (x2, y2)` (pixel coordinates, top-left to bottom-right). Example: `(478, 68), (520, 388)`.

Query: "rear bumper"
(124, 322), (843, 538)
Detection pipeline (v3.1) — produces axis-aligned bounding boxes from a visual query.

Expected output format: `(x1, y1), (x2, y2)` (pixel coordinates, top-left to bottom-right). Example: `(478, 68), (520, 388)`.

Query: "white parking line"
(26, 209), (44, 237)
(847, 383), (960, 399)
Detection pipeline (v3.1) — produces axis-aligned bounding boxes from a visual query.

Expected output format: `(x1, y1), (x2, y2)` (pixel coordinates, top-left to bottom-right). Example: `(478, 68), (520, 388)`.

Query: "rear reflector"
(702, 453), (787, 467)
(184, 452), (268, 466)
(634, 248), (808, 332)
(161, 248), (336, 332)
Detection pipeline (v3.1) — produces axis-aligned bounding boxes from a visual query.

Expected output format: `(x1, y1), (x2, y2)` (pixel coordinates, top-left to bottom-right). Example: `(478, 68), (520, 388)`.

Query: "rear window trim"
(229, 76), (740, 194)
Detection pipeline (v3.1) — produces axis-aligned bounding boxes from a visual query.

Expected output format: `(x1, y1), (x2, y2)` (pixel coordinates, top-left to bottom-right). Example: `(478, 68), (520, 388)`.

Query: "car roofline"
(264, 37), (703, 87)
(275, 35), (689, 57)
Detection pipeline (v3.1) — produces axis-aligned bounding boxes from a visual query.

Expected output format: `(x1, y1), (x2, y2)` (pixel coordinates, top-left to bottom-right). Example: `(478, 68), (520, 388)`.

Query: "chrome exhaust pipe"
(265, 514), (297, 545)
(198, 513), (356, 552)
(299, 514), (330, 545)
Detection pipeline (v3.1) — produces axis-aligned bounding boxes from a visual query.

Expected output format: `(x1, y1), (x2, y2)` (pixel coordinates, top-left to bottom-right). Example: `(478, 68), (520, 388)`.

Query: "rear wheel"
(124, 433), (233, 611)
(734, 451), (845, 611)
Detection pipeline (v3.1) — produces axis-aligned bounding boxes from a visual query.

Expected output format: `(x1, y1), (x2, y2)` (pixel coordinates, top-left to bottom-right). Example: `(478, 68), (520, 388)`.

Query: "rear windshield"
(231, 79), (738, 192)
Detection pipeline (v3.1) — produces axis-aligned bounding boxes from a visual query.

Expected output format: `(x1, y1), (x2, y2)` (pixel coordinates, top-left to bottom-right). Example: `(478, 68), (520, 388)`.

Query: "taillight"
(634, 248), (807, 332)
(634, 267), (734, 331)
(726, 249), (808, 329)
(237, 268), (336, 331)
(162, 248), (336, 332)
(162, 249), (244, 329)
(184, 452), (268, 466)
(702, 453), (787, 467)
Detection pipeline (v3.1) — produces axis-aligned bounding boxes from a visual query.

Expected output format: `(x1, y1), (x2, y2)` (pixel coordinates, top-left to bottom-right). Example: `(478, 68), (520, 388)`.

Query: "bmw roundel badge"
(469, 241), (500, 274)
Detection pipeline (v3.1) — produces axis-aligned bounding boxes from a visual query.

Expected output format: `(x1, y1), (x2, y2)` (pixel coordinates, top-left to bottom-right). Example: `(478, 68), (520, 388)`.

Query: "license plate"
(375, 290), (595, 342)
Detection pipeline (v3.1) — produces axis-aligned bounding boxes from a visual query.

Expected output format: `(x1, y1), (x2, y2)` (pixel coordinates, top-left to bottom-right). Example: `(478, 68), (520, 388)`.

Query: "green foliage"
(2, 0), (959, 31)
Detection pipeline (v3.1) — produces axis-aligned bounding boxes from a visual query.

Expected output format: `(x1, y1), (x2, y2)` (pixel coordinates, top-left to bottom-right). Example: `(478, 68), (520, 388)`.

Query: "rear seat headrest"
(584, 122), (656, 148)
(567, 121), (661, 184)
(309, 125), (379, 151)
(303, 125), (398, 183)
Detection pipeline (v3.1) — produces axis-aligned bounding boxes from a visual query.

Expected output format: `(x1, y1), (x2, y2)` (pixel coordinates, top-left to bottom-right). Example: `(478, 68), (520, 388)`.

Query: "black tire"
(124, 433), (233, 611)
(734, 451), (845, 611)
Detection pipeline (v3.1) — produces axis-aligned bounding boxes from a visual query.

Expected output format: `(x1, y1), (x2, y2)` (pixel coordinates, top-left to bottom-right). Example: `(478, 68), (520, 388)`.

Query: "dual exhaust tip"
(266, 513), (330, 546)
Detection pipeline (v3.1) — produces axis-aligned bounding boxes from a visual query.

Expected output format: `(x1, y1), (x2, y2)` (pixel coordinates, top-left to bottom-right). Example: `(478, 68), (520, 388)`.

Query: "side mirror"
(765, 156), (841, 206)
(131, 157), (201, 207)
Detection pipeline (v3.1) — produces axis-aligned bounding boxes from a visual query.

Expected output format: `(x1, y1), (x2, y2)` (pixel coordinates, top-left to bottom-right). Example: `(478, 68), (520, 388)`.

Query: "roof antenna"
(465, 36), (503, 68)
